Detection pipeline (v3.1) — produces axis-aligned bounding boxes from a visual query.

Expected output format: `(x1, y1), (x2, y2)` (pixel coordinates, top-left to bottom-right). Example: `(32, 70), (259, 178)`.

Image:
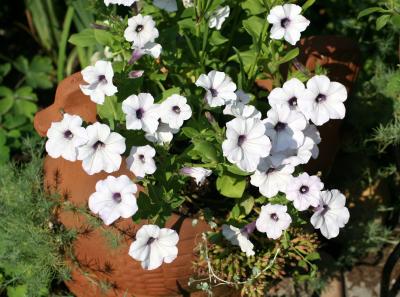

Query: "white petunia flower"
(267, 4), (310, 45)
(298, 75), (348, 126)
(222, 118), (271, 172)
(180, 167), (212, 185)
(264, 105), (307, 153)
(153, 0), (177, 12)
(311, 190), (350, 239)
(231, 104), (262, 120)
(131, 42), (162, 62)
(46, 114), (87, 161)
(126, 145), (156, 178)
(250, 158), (294, 198)
(222, 224), (255, 257)
(124, 14), (159, 48)
(256, 204), (292, 239)
(304, 123), (321, 159)
(182, 0), (194, 8)
(286, 173), (323, 211)
(122, 93), (160, 134)
(223, 90), (251, 115)
(145, 122), (178, 144)
(104, 0), (136, 6)
(208, 6), (230, 30)
(160, 94), (192, 129)
(129, 224), (179, 270)
(88, 175), (138, 225)
(80, 60), (118, 105)
(77, 122), (126, 175)
(268, 78), (306, 111)
(195, 70), (237, 107)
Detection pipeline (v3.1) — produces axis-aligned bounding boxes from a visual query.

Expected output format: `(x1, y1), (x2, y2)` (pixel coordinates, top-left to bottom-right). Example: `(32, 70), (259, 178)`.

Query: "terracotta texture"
(257, 35), (361, 176)
(35, 73), (210, 297)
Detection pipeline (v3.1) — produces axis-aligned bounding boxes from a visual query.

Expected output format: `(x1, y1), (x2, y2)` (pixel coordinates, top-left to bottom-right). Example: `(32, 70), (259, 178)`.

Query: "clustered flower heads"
(44, 0), (351, 273)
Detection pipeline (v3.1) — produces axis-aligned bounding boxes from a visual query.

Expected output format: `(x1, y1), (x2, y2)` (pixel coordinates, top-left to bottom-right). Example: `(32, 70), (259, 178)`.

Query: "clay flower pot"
(34, 73), (210, 297)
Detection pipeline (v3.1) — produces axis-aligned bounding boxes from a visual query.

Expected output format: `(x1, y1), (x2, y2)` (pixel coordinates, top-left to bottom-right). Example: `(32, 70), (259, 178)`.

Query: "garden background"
(0, 0), (399, 296)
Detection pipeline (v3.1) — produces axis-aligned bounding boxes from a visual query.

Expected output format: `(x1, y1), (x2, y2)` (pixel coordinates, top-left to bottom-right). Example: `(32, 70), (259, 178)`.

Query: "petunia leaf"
(216, 173), (247, 198)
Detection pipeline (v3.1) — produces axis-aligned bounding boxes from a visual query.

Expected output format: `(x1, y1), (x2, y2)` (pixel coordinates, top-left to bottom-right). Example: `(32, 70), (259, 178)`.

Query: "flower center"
(274, 122), (286, 132)
(93, 140), (105, 150)
(112, 192), (122, 203)
(266, 167), (276, 174)
(147, 237), (156, 245)
(210, 88), (218, 97)
(135, 24), (144, 33)
(288, 97), (297, 107)
(280, 17), (290, 28)
(136, 108), (144, 119)
(138, 154), (146, 163)
(172, 105), (181, 114)
(237, 135), (246, 146)
(299, 185), (309, 194)
(98, 74), (106, 83)
(64, 130), (73, 139)
(270, 213), (279, 221)
(320, 204), (330, 215)
(316, 94), (327, 103)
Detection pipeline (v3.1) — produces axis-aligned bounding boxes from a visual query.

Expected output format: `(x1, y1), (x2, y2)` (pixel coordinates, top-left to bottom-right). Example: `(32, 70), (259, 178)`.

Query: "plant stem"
(57, 6), (75, 82)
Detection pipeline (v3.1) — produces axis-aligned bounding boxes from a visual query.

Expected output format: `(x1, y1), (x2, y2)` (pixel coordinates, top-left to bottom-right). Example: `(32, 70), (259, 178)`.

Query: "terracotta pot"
(34, 73), (210, 297)
(257, 35), (361, 176)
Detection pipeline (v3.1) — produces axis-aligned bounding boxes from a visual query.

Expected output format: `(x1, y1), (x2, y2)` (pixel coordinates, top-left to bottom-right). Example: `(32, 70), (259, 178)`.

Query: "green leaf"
(278, 48), (299, 65)
(209, 31), (228, 46)
(241, 0), (266, 15)
(14, 100), (38, 119)
(7, 285), (28, 297)
(216, 173), (247, 198)
(225, 164), (251, 176)
(13, 56), (53, 89)
(181, 127), (199, 138)
(69, 29), (97, 47)
(358, 7), (388, 19)
(243, 16), (265, 43)
(97, 96), (123, 128)
(94, 28), (114, 46)
(302, 0), (316, 12)
(240, 195), (254, 215)
(0, 87), (14, 115)
(376, 14), (391, 30)
(0, 63), (11, 83)
(229, 49), (258, 73)
(161, 87), (181, 101)
(193, 140), (219, 163)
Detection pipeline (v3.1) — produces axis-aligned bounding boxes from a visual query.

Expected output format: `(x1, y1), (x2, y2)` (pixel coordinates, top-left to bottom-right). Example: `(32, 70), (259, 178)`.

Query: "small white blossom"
(124, 14), (159, 48)
(126, 145), (156, 178)
(223, 90), (251, 115)
(153, 0), (177, 12)
(286, 173), (324, 211)
(104, 0), (136, 6)
(250, 158), (294, 198)
(222, 118), (271, 172)
(311, 190), (350, 239)
(80, 60), (118, 104)
(267, 4), (310, 45)
(231, 104), (262, 120)
(180, 167), (212, 185)
(209, 6), (230, 30)
(77, 122), (126, 175)
(182, 0), (194, 8)
(195, 70), (237, 107)
(131, 42), (162, 61)
(222, 224), (255, 257)
(264, 105), (307, 153)
(88, 175), (138, 225)
(160, 94), (192, 129)
(46, 114), (87, 161)
(268, 78), (306, 111)
(256, 204), (292, 239)
(122, 93), (160, 134)
(129, 224), (179, 270)
(298, 75), (348, 126)
(145, 122), (178, 144)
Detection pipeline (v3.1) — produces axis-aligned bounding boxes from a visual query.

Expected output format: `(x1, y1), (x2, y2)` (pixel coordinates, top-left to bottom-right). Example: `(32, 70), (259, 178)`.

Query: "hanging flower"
(195, 70), (237, 107)
(126, 145), (157, 178)
(104, 0), (137, 6)
(160, 94), (192, 129)
(128, 224), (179, 270)
(264, 105), (307, 153)
(145, 122), (178, 145)
(208, 6), (230, 30)
(124, 14), (159, 48)
(298, 75), (348, 126)
(311, 190), (350, 239)
(223, 90), (251, 115)
(130, 42), (162, 62)
(222, 224), (255, 257)
(153, 0), (177, 12)
(45, 114), (87, 161)
(88, 175), (138, 225)
(250, 158), (294, 198)
(286, 173), (323, 211)
(267, 4), (310, 45)
(128, 70), (144, 79)
(77, 122), (126, 175)
(180, 167), (212, 185)
(268, 78), (306, 111)
(80, 60), (118, 105)
(122, 93), (160, 134)
(222, 117), (271, 172)
(256, 204), (292, 239)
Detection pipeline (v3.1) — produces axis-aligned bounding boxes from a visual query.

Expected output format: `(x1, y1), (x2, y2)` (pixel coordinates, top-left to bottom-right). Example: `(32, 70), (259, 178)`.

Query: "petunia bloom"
(88, 175), (138, 225)
(222, 224), (255, 257)
(286, 173), (324, 211)
(209, 6), (230, 30)
(104, 0), (137, 6)
(129, 224), (179, 270)
(180, 167), (212, 185)
(268, 78), (306, 111)
(256, 204), (292, 239)
(145, 122), (178, 145)
(126, 145), (157, 178)
(124, 14), (159, 48)
(160, 94), (192, 129)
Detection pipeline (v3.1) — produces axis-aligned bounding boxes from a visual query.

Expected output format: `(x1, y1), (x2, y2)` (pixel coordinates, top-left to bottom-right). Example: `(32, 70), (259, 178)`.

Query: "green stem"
(57, 6), (75, 82)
